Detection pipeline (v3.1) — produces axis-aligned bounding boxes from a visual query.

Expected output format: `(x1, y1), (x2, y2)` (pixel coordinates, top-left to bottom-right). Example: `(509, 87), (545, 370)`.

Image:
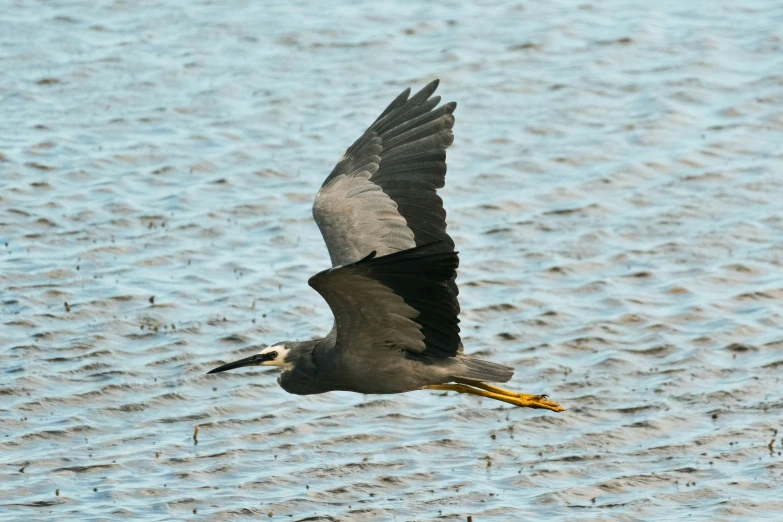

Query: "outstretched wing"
(312, 80), (457, 293)
(308, 242), (461, 359)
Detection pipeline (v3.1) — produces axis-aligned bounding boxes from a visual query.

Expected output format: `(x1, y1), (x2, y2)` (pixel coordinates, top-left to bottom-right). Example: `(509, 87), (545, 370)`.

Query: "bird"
(207, 80), (563, 412)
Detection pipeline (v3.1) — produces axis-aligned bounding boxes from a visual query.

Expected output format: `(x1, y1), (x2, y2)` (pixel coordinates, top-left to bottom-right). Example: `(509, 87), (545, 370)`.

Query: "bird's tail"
(454, 356), (514, 383)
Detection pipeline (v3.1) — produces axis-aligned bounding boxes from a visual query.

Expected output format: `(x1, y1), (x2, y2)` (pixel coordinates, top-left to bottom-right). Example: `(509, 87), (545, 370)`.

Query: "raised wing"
(308, 242), (461, 359)
(312, 80), (457, 292)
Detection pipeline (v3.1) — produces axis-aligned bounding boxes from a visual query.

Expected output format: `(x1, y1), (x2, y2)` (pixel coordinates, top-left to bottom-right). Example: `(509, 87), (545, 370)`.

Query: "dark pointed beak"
(207, 352), (275, 374)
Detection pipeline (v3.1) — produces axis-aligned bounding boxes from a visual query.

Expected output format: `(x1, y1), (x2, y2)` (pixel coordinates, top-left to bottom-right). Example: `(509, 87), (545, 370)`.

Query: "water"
(2, 0), (783, 520)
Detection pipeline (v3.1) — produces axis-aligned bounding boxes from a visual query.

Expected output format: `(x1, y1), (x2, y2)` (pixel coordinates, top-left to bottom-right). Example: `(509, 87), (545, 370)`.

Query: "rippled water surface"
(3, 1), (783, 520)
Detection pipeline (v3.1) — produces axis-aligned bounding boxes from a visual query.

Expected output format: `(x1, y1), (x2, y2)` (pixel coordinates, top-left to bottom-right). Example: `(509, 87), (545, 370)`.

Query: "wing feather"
(312, 81), (458, 300)
(308, 243), (461, 359)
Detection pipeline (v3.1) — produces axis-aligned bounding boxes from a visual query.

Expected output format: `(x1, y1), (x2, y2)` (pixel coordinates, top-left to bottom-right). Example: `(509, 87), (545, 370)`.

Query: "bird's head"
(207, 343), (293, 374)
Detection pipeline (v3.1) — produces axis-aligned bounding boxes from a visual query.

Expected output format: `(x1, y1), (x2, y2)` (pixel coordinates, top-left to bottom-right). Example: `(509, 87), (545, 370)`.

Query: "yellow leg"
(465, 381), (551, 402)
(424, 383), (563, 412)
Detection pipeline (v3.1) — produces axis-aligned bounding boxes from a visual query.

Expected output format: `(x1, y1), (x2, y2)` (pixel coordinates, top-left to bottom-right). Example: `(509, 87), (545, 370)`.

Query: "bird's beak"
(207, 352), (276, 374)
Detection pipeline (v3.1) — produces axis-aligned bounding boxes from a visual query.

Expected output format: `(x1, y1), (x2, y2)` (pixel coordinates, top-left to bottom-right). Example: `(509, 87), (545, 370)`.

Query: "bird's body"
(275, 333), (458, 396)
(208, 81), (562, 412)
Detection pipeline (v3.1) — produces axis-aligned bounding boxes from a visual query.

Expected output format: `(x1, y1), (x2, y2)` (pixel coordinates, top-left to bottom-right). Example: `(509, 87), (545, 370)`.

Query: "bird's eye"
(269, 351), (278, 359)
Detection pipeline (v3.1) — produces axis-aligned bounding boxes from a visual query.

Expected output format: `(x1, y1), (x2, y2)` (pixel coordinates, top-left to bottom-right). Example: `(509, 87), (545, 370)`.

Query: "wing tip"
(413, 79), (441, 104)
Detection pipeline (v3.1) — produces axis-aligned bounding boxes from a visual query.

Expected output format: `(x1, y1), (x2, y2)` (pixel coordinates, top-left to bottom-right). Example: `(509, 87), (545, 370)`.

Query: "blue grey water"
(2, 0), (783, 520)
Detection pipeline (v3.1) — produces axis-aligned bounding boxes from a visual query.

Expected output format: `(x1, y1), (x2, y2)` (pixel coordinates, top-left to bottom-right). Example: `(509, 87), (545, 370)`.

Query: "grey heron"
(208, 80), (563, 412)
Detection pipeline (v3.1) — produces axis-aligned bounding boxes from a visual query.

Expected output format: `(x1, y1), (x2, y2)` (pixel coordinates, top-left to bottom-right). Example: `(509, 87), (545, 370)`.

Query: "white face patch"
(258, 344), (292, 370)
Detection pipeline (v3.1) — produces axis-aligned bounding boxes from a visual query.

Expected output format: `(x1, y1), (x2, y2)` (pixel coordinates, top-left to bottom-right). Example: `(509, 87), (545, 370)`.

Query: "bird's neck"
(277, 337), (331, 395)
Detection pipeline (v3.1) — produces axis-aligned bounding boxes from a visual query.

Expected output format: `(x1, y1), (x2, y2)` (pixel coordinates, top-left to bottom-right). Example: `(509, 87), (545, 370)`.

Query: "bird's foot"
(505, 393), (563, 412)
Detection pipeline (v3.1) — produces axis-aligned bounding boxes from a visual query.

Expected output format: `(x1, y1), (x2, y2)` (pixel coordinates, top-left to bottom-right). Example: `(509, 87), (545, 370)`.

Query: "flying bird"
(208, 80), (563, 412)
